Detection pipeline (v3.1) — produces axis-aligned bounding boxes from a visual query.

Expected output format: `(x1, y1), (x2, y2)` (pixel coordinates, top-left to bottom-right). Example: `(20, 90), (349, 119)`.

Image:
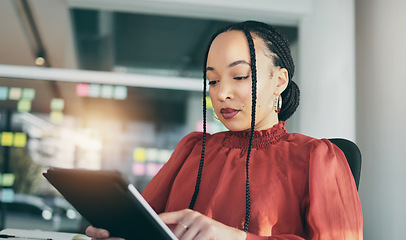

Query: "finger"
(180, 213), (213, 240)
(85, 225), (110, 239)
(180, 223), (201, 240)
(172, 221), (190, 239)
(193, 231), (211, 240)
(191, 222), (217, 240)
(159, 209), (193, 225)
(159, 210), (197, 238)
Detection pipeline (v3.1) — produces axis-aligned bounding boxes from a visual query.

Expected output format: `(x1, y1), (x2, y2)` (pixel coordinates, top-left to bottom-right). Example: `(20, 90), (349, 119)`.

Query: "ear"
(275, 68), (289, 94)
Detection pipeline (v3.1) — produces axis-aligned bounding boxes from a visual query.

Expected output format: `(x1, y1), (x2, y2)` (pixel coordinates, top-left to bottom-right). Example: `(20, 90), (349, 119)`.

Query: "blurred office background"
(0, 0), (405, 239)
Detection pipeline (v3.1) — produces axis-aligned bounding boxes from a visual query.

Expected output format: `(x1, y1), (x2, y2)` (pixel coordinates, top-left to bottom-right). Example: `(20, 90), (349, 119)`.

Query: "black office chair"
(328, 138), (362, 190)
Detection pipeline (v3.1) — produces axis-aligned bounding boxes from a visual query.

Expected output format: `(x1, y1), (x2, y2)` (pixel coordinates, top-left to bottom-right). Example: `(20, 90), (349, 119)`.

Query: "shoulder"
(177, 131), (224, 147)
(284, 133), (342, 159)
(285, 132), (324, 148)
(286, 132), (333, 146)
(178, 131), (204, 146)
(173, 131), (221, 155)
(287, 133), (348, 171)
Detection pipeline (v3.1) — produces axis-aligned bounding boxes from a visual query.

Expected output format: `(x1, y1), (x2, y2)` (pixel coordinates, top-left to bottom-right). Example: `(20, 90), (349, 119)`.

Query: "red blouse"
(142, 122), (363, 239)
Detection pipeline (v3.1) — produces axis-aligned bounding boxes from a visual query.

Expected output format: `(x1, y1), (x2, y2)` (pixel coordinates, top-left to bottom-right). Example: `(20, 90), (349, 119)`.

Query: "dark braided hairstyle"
(189, 20), (300, 232)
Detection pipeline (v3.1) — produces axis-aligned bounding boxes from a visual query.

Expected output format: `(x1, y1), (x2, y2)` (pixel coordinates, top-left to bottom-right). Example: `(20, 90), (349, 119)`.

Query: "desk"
(0, 228), (90, 240)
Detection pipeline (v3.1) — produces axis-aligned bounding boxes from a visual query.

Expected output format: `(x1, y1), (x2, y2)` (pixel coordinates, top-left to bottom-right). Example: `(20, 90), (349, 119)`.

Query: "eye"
(208, 80), (219, 85)
(233, 76), (249, 80)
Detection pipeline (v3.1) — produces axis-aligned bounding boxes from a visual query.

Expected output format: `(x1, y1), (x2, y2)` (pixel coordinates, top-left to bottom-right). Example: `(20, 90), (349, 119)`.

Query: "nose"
(216, 80), (233, 102)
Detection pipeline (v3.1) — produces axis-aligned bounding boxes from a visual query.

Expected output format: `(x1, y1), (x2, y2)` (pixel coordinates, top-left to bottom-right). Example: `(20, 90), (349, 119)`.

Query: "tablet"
(43, 167), (178, 240)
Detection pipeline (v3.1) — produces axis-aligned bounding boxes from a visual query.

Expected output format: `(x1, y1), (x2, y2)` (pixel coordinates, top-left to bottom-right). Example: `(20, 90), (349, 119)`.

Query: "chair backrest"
(328, 138), (362, 190)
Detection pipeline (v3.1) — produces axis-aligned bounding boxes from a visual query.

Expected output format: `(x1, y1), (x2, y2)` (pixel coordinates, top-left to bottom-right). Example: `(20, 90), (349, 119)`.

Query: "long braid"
(188, 73), (207, 209)
(242, 29), (257, 232)
(188, 32), (218, 210)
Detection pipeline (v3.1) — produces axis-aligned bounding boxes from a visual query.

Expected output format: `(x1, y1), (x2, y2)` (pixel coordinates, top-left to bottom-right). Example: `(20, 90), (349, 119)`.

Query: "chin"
(222, 122), (250, 132)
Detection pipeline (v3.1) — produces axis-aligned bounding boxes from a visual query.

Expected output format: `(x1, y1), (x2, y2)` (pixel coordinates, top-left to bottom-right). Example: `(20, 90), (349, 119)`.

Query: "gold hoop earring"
(274, 94), (282, 113)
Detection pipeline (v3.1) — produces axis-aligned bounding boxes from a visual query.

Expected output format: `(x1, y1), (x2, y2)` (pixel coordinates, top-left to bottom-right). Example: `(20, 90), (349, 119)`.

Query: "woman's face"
(206, 30), (288, 131)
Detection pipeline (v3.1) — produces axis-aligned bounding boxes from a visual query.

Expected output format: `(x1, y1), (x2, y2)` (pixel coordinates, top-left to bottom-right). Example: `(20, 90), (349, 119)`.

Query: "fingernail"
(100, 229), (109, 237)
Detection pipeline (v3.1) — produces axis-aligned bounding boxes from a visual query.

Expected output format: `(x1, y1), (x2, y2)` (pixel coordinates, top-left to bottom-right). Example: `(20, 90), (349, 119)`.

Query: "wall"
(298, 0), (356, 140)
(356, 0), (406, 239)
(68, 0), (311, 26)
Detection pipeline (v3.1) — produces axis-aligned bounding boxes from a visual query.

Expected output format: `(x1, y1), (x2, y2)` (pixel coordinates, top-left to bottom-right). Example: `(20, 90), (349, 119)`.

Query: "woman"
(86, 21), (363, 240)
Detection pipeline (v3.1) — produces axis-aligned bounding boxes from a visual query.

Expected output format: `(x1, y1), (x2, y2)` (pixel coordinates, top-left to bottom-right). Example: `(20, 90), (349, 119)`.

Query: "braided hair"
(188, 20), (300, 232)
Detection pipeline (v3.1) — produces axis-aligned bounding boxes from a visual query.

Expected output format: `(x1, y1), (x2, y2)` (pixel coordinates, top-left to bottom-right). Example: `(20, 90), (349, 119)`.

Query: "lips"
(220, 108), (240, 119)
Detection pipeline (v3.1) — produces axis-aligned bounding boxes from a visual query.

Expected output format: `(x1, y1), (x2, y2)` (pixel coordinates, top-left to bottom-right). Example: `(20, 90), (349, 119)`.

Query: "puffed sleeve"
(246, 139), (363, 240)
(302, 139), (363, 239)
(141, 131), (202, 214)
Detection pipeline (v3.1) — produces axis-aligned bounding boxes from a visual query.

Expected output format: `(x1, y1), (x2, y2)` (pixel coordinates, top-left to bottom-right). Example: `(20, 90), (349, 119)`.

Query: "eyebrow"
(228, 60), (250, 68)
(206, 60), (250, 71)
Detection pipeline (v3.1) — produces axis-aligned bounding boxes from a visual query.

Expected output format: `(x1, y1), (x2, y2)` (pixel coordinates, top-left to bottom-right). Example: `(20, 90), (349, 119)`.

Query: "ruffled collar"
(222, 121), (288, 150)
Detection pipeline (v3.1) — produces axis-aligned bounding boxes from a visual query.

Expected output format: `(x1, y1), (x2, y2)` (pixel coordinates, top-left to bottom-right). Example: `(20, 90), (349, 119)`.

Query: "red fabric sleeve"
(303, 139), (363, 239)
(247, 139), (363, 240)
(141, 132), (202, 214)
(246, 232), (305, 240)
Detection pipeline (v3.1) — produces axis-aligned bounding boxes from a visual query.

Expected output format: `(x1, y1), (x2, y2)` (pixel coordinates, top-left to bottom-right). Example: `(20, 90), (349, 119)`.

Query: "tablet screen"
(43, 168), (177, 240)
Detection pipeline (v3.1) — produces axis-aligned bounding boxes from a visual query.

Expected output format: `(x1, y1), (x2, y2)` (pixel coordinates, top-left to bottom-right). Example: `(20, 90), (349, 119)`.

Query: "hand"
(85, 225), (124, 240)
(159, 209), (247, 240)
